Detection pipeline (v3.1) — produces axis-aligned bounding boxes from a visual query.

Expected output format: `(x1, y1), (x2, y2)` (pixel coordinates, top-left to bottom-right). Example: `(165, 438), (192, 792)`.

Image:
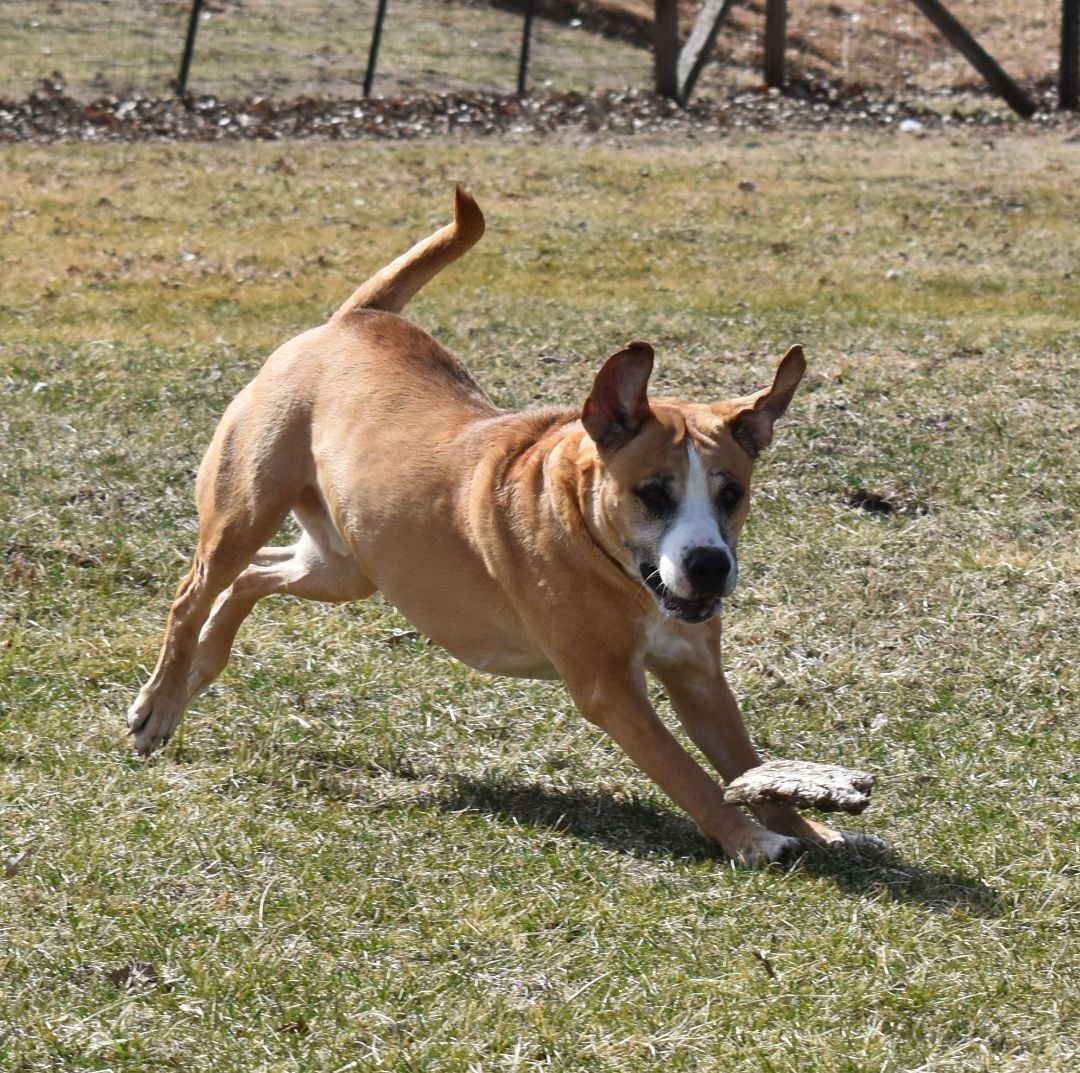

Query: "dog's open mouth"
(639, 562), (721, 624)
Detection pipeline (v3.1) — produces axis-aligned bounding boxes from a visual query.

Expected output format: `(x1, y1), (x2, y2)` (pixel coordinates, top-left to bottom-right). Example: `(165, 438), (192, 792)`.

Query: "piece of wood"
(654, 0), (680, 99)
(723, 760), (875, 814)
(677, 0), (736, 105)
(763, 0), (787, 89)
(908, 0), (1035, 118)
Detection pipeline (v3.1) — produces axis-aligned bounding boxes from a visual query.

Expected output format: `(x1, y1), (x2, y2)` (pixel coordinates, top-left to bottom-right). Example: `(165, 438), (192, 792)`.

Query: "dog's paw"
(126, 690), (182, 757)
(729, 830), (805, 869)
(834, 829), (889, 854)
(799, 820), (888, 856)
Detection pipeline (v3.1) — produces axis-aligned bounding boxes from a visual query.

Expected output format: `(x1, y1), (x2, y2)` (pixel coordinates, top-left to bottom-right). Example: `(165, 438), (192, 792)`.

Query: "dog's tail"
(332, 185), (485, 321)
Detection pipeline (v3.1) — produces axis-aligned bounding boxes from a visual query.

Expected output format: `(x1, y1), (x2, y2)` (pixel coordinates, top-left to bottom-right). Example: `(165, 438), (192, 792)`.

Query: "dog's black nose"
(684, 546), (731, 596)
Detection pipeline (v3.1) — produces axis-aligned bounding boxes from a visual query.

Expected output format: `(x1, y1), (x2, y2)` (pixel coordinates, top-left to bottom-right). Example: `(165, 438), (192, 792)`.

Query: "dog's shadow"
(428, 774), (1003, 917)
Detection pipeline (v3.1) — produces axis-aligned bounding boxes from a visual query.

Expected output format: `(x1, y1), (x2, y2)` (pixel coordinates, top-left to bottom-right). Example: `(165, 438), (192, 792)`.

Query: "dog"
(129, 187), (873, 866)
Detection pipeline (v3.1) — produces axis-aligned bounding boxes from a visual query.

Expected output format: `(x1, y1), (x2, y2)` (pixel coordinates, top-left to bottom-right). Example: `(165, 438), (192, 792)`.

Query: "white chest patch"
(645, 618), (698, 664)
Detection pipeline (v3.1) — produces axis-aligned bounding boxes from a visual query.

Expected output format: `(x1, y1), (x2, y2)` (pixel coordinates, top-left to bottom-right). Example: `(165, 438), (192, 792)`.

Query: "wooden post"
(176, 0), (205, 97)
(908, 0), (1035, 117)
(763, 0), (787, 88)
(517, 0), (537, 96)
(1062, 0), (1080, 109)
(363, 0), (389, 99)
(654, 0), (679, 99)
(677, 0), (736, 104)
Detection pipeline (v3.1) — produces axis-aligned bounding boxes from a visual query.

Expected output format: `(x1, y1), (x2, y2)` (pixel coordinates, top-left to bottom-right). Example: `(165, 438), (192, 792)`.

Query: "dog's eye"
(634, 482), (676, 517)
(717, 482), (744, 512)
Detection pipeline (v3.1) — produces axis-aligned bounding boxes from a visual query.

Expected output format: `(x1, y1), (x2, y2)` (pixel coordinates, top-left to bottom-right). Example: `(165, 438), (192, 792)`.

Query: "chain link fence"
(0, 0), (650, 100)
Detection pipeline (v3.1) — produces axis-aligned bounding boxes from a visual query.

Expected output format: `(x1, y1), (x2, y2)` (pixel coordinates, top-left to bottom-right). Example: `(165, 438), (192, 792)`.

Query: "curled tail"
(332, 185), (485, 321)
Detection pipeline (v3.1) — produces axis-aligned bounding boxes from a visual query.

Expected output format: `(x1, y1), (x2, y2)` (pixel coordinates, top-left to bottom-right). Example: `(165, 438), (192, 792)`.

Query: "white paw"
(126, 690), (182, 757)
(788, 816), (887, 853)
(837, 829), (888, 853)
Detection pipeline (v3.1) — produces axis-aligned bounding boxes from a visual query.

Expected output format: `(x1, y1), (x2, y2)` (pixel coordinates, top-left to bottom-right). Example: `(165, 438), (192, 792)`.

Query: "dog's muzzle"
(639, 560), (723, 624)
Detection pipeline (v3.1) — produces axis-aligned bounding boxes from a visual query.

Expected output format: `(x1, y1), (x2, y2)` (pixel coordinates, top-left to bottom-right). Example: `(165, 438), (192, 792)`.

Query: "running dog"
(129, 188), (871, 865)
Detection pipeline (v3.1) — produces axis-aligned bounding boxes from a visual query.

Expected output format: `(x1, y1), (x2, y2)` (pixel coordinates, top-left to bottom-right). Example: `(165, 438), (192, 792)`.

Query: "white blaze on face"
(656, 443), (737, 598)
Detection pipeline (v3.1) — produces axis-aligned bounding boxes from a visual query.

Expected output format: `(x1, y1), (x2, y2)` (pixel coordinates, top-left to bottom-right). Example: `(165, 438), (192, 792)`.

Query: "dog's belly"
(384, 589), (560, 680)
(361, 542), (560, 681)
(448, 643), (561, 681)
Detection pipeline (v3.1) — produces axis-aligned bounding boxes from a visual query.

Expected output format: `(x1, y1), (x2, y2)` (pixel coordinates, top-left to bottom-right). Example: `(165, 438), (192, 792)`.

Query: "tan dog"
(130, 188), (872, 865)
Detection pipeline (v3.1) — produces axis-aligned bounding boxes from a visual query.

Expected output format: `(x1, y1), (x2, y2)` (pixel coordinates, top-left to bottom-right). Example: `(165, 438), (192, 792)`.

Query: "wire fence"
(0, 0), (650, 100)
(3, 2), (1071, 111)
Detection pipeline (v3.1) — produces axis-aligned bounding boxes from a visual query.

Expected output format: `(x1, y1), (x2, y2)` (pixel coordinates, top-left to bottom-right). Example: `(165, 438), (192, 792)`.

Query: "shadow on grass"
(432, 774), (1003, 917)
(248, 744), (1002, 917)
(434, 774), (712, 862)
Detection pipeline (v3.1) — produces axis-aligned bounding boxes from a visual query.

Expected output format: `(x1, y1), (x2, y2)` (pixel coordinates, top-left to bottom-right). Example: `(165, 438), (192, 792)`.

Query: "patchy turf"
(1, 131), (1078, 1071)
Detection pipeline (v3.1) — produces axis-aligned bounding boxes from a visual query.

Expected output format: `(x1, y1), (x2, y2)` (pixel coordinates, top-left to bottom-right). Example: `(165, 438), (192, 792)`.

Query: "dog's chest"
(645, 618), (702, 665)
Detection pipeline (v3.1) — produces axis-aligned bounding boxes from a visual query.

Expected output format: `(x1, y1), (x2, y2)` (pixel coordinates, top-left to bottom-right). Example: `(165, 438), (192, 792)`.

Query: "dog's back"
(311, 185), (494, 415)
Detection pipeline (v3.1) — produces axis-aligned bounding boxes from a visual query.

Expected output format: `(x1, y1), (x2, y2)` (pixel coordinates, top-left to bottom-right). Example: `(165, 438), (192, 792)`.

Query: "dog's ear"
(727, 345), (806, 458)
(582, 341), (655, 451)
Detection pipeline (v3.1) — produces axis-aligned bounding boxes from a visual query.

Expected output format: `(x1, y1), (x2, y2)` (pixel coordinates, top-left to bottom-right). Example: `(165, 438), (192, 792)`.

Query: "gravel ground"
(2, 79), (1076, 143)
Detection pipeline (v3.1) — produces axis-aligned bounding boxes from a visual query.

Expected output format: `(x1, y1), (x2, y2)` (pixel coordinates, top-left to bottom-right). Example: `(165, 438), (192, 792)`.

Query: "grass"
(1, 130), (1078, 1071)
(0, 0), (648, 99)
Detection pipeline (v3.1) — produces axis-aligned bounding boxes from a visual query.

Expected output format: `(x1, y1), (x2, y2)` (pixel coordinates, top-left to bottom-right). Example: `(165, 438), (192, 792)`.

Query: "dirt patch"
(846, 489), (932, 518)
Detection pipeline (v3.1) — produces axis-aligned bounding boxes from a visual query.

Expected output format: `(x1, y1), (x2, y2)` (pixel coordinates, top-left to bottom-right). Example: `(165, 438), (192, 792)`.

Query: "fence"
(0, 0), (649, 101)
(1, 1), (1076, 112)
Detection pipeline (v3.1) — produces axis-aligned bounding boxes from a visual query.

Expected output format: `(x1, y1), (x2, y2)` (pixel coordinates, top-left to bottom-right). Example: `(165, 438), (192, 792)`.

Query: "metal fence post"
(364, 0), (389, 99)
(1062, 0), (1079, 109)
(517, 0), (537, 96)
(176, 0), (205, 97)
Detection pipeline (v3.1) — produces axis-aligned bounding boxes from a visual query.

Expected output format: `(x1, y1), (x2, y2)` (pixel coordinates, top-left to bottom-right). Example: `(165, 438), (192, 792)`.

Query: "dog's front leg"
(560, 662), (802, 866)
(650, 660), (851, 848)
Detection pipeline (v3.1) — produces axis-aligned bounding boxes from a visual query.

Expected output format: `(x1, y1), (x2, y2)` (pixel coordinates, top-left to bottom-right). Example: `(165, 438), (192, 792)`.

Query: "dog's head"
(582, 341), (805, 624)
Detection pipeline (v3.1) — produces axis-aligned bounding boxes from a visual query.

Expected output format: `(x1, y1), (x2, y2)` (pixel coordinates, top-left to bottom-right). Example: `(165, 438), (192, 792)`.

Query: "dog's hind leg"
(129, 385), (309, 754)
(184, 499), (375, 707)
(129, 470), (371, 756)
(127, 495), (293, 756)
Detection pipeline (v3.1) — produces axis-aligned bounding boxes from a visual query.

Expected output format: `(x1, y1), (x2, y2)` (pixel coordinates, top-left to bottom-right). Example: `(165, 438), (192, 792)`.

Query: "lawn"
(1, 130), (1077, 1071)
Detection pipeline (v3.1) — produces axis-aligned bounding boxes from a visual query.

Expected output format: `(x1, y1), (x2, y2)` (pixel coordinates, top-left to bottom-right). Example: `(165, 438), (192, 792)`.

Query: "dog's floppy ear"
(582, 341), (655, 451)
(727, 345), (806, 458)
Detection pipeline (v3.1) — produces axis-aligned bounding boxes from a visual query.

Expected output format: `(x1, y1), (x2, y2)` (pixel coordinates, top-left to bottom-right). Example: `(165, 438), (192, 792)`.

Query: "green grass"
(1, 131), (1078, 1071)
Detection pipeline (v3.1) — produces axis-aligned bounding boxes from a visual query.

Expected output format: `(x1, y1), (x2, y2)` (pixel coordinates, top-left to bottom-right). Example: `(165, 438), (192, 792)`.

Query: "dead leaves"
(0, 81), (1068, 146)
